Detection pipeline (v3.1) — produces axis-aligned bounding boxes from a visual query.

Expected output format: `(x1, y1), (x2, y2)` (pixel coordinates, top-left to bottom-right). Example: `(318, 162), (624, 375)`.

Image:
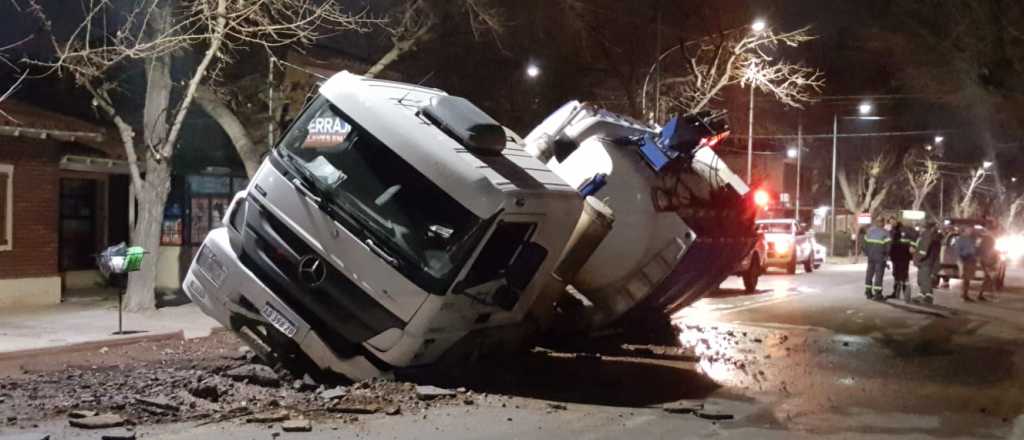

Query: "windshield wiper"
(279, 150), (327, 202)
(365, 239), (400, 268)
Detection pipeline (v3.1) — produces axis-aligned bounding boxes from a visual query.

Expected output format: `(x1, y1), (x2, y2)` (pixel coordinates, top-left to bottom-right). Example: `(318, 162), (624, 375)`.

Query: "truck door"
(454, 214), (547, 314)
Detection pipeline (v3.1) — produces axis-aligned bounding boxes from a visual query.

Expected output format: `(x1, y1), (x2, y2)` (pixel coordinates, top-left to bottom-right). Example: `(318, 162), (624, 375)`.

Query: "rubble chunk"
(135, 396), (179, 412)
(319, 386), (348, 401)
(329, 402), (380, 414)
(100, 431), (137, 440)
(663, 401), (704, 414)
(68, 410), (98, 419)
(546, 403), (568, 411)
(246, 411), (290, 423)
(188, 379), (223, 402)
(282, 419), (312, 432)
(0, 433), (50, 440)
(224, 365), (280, 387)
(68, 414), (126, 429)
(415, 385), (456, 400)
(696, 411), (734, 421)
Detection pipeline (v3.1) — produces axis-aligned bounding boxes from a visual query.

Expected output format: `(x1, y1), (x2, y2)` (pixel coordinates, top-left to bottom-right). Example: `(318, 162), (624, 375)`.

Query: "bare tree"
(904, 152), (940, 211)
(656, 26), (823, 115)
(26, 0), (367, 311)
(957, 167), (989, 217)
(837, 154), (892, 217)
(365, 0), (504, 79)
(0, 33), (31, 121)
(196, 0), (503, 178)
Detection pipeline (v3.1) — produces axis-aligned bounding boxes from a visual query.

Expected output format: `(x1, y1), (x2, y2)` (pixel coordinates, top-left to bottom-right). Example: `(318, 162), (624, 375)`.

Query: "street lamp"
(745, 63), (764, 184)
(830, 102), (878, 257)
(983, 160), (993, 169)
(525, 63), (540, 79)
(751, 19), (767, 33)
(787, 147), (798, 159)
(934, 135), (944, 144)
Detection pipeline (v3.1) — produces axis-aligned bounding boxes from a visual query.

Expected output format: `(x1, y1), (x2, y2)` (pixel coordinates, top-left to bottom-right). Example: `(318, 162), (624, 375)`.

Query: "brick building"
(0, 100), (127, 307)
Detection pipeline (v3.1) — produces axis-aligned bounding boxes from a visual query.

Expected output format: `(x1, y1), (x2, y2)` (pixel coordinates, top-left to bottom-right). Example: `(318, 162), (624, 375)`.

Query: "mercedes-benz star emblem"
(297, 255), (327, 287)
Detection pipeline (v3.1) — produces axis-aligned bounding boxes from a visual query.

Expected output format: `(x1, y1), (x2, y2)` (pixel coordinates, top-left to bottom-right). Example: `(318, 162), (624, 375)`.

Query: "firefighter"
(914, 220), (941, 304)
(863, 216), (892, 300)
(888, 220), (917, 302)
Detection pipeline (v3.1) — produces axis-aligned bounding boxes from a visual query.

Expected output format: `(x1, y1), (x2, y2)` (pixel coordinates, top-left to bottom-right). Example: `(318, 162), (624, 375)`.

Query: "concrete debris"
(135, 396), (179, 412)
(68, 410), (98, 419)
(68, 414), (126, 429)
(246, 411), (290, 423)
(319, 387), (348, 401)
(546, 403), (568, 411)
(663, 401), (704, 414)
(99, 347), (109, 354)
(281, 419), (312, 432)
(224, 364), (280, 387)
(695, 411), (735, 421)
(293, 374), (318, 392)
(100, 431), (137, 440)
(188, 378), (224, 402)
(329, 403), (380, 414)
(415, 385), (456, 400)
(385, 405), (401, 415)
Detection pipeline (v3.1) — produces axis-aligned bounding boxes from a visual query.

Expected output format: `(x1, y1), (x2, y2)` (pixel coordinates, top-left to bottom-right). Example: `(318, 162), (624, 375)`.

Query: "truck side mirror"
(507, 242), (548, 292)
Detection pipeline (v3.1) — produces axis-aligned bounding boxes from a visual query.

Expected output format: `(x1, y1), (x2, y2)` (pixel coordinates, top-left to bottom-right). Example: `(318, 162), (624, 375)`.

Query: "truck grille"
(233, 196), (404, 357)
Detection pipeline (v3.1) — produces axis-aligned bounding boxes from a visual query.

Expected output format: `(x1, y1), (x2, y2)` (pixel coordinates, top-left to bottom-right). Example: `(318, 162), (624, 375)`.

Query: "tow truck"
(184, 72), (756, 380)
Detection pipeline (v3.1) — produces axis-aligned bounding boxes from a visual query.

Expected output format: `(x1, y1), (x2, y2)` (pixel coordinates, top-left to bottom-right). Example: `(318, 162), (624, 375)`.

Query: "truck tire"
(803, 257), (814, 273)
(786, 256), (797, 275)
(743, 256), (761, 293)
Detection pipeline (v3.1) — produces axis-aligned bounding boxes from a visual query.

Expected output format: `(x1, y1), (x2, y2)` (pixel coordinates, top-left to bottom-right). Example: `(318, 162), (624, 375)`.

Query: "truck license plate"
(260, 304), (297, 338)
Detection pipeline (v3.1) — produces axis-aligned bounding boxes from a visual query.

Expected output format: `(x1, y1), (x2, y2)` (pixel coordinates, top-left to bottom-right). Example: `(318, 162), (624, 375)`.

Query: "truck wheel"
(803, 257), (814, 273)
(786, 256), (797, 275)
(743, 257), (761, 293)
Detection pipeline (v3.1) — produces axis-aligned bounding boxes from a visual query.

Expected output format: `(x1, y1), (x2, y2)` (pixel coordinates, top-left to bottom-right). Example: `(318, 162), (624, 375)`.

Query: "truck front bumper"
(183, 228), (386, 381)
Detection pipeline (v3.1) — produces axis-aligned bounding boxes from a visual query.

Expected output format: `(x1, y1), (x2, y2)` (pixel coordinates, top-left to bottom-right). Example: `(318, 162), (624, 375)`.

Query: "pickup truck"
(756, 219), (816, 274)
(937, 218), (1008, 290)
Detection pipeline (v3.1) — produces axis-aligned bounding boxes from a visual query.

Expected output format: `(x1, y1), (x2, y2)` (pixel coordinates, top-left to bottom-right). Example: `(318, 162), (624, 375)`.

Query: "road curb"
(0, 330), (185, 362)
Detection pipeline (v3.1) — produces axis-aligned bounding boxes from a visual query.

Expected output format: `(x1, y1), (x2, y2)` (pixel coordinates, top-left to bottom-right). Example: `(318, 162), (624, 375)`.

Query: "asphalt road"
(5, 263), (1024, 440)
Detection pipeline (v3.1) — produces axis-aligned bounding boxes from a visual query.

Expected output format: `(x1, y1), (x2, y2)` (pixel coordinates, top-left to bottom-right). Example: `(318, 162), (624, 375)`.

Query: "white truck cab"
(757, 218), (816, 274)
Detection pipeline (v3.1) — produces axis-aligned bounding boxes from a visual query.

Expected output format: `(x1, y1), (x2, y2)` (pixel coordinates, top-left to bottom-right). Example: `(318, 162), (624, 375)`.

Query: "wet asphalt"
(5, 263), (1024, 439)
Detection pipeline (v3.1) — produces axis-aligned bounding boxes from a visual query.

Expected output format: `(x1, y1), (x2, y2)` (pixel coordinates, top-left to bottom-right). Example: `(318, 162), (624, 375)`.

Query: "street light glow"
(934, 135), (944, 144)
(525, 64), (540, 78)
(787, 147), (798, 159)
(983, 161), (993, 169)
(751, 19), (767, 32)
(1013, 177), (1019, 183)
(858, 103), (873, 115)
(924, 144), (933, 151)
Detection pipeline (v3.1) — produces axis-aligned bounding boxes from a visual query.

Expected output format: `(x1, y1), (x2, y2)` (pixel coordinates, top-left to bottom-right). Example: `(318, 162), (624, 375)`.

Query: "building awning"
(59, 155), (141, 175)
(0, 100), (122, 158)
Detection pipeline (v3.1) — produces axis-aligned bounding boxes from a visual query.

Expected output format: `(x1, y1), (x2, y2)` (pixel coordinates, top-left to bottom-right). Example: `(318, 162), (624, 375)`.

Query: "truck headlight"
(196, 245), (227, 287)
(775, 240), (791, 254)
(997, 235), (1024, 259)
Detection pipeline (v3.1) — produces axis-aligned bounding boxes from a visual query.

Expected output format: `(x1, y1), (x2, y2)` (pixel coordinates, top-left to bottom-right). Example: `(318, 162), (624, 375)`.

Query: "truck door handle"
(291, 178), (322, 204)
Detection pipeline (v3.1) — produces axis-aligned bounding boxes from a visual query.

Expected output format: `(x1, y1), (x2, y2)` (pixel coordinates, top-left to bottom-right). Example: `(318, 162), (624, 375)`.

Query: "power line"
(730, 129), (955, 140)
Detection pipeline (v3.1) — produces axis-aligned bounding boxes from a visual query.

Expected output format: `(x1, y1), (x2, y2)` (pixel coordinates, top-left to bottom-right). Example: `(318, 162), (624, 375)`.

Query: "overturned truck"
(184, 72), (757, 380)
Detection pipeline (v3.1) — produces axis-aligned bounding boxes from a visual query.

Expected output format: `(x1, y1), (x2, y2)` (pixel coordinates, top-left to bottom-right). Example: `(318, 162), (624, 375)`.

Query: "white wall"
(0, 276), (61, 308)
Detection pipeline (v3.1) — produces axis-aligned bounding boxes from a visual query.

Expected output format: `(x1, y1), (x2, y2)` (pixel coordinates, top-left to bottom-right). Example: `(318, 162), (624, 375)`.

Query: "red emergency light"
(753, 188), (771, 207)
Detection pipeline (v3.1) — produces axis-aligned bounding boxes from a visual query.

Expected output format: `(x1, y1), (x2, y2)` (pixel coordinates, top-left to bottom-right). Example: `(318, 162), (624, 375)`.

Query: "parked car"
(756, 219), (816, 274)
(732, 232), (766, 292)
(936, 218), (1008, 289)
(813, 240), (826, 269)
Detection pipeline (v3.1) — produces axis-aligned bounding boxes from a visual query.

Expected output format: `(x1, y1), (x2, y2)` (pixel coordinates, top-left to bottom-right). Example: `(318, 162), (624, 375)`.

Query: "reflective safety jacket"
(863, 225), (891, 261)
(915, 227), (941, 264)
(891, 226), (917, 262)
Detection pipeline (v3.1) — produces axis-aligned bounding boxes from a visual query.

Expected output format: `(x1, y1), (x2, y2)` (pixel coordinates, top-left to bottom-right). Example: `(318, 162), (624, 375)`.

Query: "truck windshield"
(277, 97), (489, 295)
(759, 223), (794, 234)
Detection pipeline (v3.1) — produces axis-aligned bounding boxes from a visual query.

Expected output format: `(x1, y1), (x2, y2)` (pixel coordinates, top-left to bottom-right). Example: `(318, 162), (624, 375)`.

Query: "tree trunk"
(365, 20), (434, 79)
(836, 167), (862, 214)
(196, 85), (263, 177)
(124, 158), (172, 312)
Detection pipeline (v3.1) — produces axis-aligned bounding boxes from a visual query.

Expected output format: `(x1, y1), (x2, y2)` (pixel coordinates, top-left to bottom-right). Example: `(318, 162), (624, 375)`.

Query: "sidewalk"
(0, 290), (222, 359)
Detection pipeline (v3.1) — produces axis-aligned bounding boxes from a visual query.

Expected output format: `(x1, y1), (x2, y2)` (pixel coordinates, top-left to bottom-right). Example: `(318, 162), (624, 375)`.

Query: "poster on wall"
(191, 198), (210, 244)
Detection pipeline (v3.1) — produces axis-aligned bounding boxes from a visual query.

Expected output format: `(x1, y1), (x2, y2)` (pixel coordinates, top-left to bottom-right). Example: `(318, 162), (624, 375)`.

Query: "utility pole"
(830, 113), (837, 257)
(796, 116), (802, 221)
(939, 177), (944, 219)
(653, 1), (662, 123)
(747, 86), (755, 183)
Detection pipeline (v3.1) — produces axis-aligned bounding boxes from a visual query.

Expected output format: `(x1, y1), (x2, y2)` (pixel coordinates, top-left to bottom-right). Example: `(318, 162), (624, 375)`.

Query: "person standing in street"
(914, 220), (941, 304)
(889, 220), (916, 302)
(863, 217), (892, 300)
(955, 226), (980, 302)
